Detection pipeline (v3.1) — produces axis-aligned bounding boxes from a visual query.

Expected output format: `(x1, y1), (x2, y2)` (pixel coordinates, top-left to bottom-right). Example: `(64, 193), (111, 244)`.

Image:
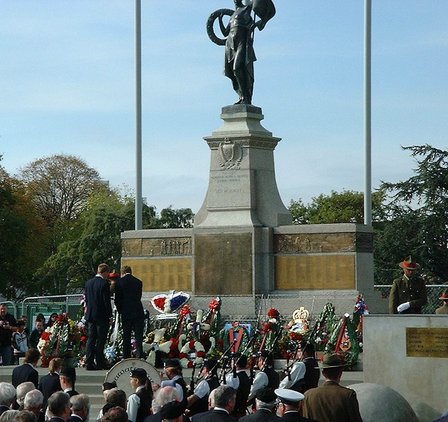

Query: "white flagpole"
(135, 0), (143, 230)
(364, 0), (372, 226)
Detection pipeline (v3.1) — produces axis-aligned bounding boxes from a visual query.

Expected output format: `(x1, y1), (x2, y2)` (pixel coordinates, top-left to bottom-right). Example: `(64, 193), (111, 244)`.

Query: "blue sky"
(1, 1), (447, 213)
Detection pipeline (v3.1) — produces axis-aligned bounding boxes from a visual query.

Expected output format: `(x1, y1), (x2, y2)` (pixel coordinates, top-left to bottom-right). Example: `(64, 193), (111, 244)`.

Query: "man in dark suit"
(303, 354), (363, 422)
(47, 391), (71, 422)
(192, 385), (235, 422)
(12, 349), (40, 388)
(59, 368), (78, 398)
(239, 388), (279, 422)
(114, 266), (145, 359)
(84, 263), (113, 370)
(69, 394), (90, 422)
(38, 358), (63, 411)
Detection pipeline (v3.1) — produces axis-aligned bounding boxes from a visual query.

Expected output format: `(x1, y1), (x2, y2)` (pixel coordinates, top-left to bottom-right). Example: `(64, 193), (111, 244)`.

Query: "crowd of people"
(2, 257), (448, 422)
(0, 346), (364, 422)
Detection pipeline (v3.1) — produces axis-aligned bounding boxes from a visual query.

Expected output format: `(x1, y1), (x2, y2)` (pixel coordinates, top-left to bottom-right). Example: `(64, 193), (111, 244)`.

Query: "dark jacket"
(115, 274), (145, 321)
(38, 372), (62, 409)
(264, 367), (280, 390)
(234, 371), (251, 415)
(84, 275), (112, 322)
(239, 408), (280, 422)
(278, 411), (315, 422)
(12, 363), (39, 388)
(193, 409), (235, 422)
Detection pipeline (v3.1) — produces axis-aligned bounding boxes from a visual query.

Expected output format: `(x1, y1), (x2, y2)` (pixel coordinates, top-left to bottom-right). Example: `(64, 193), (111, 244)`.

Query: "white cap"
(275, 388), (305, 404)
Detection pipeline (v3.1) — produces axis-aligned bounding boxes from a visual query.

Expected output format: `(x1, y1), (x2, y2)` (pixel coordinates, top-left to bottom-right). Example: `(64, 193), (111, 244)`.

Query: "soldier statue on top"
(207, 0), (276, 105)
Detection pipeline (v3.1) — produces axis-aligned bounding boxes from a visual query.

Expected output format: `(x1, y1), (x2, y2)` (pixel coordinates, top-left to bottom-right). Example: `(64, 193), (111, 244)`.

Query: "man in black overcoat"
(84, 263), (113, 370)
(115, 266), (145, 359)
(12, 349), (40, 388)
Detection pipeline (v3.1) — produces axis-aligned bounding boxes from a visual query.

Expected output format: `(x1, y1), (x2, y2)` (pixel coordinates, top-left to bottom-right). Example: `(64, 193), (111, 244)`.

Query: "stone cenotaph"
(121, 1), (378, 316)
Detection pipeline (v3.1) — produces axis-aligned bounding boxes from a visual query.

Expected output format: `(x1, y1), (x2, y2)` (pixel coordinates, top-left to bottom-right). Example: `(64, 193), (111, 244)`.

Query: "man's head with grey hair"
(15, 383), (35, 409)
(152, 386), (178, 414)
(208, 389), (216, 409)
(11, 410), (36, 422)
(47, 392), (71, 421)
(70, 394), (90, 421)
(0, 410), (19, 422)
(0, 383), (16, 408)
(23, 390), (43, 415)
(212, 385), (236, 411)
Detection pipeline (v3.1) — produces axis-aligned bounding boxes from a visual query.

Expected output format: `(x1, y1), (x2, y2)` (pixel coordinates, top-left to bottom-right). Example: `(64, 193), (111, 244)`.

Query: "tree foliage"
(289, 190), (385, 224)
(375, 145), (448, 284)
(0, 161), (47, 299)
(19, 154), (105, 226)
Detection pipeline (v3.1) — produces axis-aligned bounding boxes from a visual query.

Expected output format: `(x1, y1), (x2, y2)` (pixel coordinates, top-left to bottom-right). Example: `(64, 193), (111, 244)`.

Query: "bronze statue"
(207, 0), (276, 105)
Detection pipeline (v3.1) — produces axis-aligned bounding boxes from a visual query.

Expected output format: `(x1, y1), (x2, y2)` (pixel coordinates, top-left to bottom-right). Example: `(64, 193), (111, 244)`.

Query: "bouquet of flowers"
(37, 313), (84, 367)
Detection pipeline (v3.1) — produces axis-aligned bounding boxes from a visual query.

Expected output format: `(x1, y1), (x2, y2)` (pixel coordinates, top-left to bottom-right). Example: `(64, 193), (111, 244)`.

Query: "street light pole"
(135, 0), (143, 230)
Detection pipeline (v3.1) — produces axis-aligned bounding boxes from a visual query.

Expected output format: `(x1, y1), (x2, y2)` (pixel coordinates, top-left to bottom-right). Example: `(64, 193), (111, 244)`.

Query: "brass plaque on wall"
(195, 232), (252, 295)
(121, 258), (192, 292)
(275, 255), (355, 290)
(406, 327), (448, 358)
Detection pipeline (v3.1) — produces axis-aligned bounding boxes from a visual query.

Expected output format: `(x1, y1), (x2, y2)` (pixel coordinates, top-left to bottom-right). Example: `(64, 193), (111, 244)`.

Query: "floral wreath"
(179, 338), (206, 369)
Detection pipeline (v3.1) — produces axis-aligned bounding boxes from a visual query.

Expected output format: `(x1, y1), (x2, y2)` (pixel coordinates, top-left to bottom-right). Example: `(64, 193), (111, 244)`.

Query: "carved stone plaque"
(406, 327), (448, 358)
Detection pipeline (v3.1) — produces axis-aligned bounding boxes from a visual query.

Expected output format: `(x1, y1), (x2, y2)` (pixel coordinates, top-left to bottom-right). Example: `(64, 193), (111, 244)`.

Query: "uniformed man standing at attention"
(389, 256), (427, 314)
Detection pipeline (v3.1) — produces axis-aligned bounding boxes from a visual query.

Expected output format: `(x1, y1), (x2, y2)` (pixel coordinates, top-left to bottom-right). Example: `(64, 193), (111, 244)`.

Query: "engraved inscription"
(406, 327), (448, 358)
(274, 233), (356, 254)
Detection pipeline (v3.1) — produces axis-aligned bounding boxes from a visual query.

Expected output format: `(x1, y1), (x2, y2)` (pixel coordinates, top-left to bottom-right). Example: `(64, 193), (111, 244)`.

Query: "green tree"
(19, 154), (107, 254)
(159, 206), (194, 228)
(0, 160), (47, 299)
(289, 190), (385, 224)
(375, 144), (448, 284)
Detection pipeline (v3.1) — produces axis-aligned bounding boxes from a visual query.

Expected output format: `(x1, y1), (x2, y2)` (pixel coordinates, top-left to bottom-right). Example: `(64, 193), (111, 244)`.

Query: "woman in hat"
(388, 256), (427, 314)
(127, 368), (153, 422)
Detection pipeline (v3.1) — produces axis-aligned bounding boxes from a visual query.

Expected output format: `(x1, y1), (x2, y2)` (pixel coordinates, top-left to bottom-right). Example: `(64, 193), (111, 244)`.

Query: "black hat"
(204, 359), (217, 373)
(165, 359), (182, 369)
(102, 381), (117, 391)
(130, 368), (147, 380)
(60, 367), (76, 383)
(255, 387), (277, 403)
(159, 401), (184, 419)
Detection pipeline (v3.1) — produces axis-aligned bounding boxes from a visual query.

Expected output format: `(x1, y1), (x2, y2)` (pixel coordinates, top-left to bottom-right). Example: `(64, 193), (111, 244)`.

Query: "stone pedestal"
(121, 105), (378, 315)
(192, 104), (291, 296)
(194, 104), (291, 228)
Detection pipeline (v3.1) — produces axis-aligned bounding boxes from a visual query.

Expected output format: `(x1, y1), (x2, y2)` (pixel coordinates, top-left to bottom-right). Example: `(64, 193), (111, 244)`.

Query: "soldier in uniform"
(389, 256), (427, 314)
(435, 291), (448, 314)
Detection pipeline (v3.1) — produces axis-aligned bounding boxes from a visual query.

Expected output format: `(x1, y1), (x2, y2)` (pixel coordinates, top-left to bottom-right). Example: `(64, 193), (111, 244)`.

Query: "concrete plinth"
(364, 315), (448, 422)
(194, 104), (291, 228)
